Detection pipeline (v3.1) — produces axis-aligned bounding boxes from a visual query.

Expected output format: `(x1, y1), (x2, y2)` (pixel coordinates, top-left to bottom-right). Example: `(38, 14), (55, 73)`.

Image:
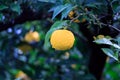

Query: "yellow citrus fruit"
(18, 44), (32, 53)
(50, 29), (75, 50)
(24, 31), (40, 43)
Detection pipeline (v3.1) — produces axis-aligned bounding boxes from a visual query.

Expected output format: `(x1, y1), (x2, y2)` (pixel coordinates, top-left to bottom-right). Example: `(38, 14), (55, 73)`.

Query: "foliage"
(0, 0), (120, 80)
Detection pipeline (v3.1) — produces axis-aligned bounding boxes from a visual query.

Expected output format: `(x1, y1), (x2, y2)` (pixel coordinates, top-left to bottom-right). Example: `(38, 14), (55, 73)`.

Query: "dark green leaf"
(51, 4), (72, 19)
(0, 5), (8, 10)
(0, 14), (4, 21)
(28, 50), (38, 64)
(61, 4), (74, 20)
(38, 0), (56, 3)
(10, 3), (21, 14)
(38, 57), (46, 65)
(85, 3), (98, 9)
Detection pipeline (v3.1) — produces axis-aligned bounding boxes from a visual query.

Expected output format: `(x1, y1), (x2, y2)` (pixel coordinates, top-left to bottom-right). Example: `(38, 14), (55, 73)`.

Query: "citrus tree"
(0, 0), (120, 80)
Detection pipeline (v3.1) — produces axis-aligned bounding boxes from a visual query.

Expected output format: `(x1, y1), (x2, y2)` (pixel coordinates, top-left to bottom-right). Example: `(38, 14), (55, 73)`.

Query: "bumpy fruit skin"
(24, 31), (40, 43)
(50, 30), (75, 50)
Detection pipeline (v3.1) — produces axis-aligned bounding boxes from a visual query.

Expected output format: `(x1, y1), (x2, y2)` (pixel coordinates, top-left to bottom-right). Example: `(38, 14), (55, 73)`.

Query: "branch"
(101, 23), (120, 33)
(105, 0), (113, 14)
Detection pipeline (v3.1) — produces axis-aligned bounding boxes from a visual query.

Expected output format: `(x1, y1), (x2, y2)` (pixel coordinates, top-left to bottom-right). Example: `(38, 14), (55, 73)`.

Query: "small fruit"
(68, 11), (74, 19)
(15, 71), (31, 80)
(24, 31), (40, 43)
(18, 44), (32, 53)
(71, 64), (77, 69)
(68, 11), (86, 23)
(97, 35), (105, 39)
(61, 52), (70, 59)
(93, 35), (105, 40)
(50, 29), (75, 50)
(15, 71), (27, 79)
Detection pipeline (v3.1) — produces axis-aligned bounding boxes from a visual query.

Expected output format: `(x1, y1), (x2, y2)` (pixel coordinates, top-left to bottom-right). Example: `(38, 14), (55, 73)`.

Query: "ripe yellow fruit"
(50, 30), (75, 50)
(24, 31), (40, 43)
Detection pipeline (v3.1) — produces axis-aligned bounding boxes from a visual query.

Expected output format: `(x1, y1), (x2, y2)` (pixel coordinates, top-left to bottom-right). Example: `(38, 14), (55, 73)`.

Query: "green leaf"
(10, 3), (21, 14)
(0, 13), (4, 21)
(94, 38), (112, 45)
(43, 20), (69, 50)
(38, 57), (46, 65)
(94, 38), (120, 49)
(0, 5), (8, 10)
(102, 48), (118, 61)
(8, 69), (20, 75)
(111, 0), (120, 12)
(28, 50), (38, 64)
(85, 2), (103, 9)
(112, 44), (120, 49)
(51, 4), (72, 20)
(61, 4), (74, 20)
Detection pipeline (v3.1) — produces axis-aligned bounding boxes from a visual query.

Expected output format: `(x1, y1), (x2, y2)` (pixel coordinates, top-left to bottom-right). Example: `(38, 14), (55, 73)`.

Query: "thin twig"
(69, 14), (81, 24)
(93, 22), (120, 33)
(101, 23), (120, 33)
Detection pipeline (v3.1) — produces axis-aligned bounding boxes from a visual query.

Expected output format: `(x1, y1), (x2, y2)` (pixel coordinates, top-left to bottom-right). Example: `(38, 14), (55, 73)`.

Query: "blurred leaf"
(24, 65), (35, 75)
(8, 69), (20, 76)
(10, 3), (21, 14)
(28, 50), (38, 64)
(85, 3), (98, 9)
(0, 5), (8, 10)
(38, 57), (46, 65)
(70, 47), (83, 59)
(116, 6), (120, 12)
(38, 0), (56, 3)
(102, 48), (118, 61)
(85, 2), (102, 9)
(112, 0), (120, 12)
(44, 20), (69, 50)
(0, 13), (4, 21)
(116, 37), (120, 45)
